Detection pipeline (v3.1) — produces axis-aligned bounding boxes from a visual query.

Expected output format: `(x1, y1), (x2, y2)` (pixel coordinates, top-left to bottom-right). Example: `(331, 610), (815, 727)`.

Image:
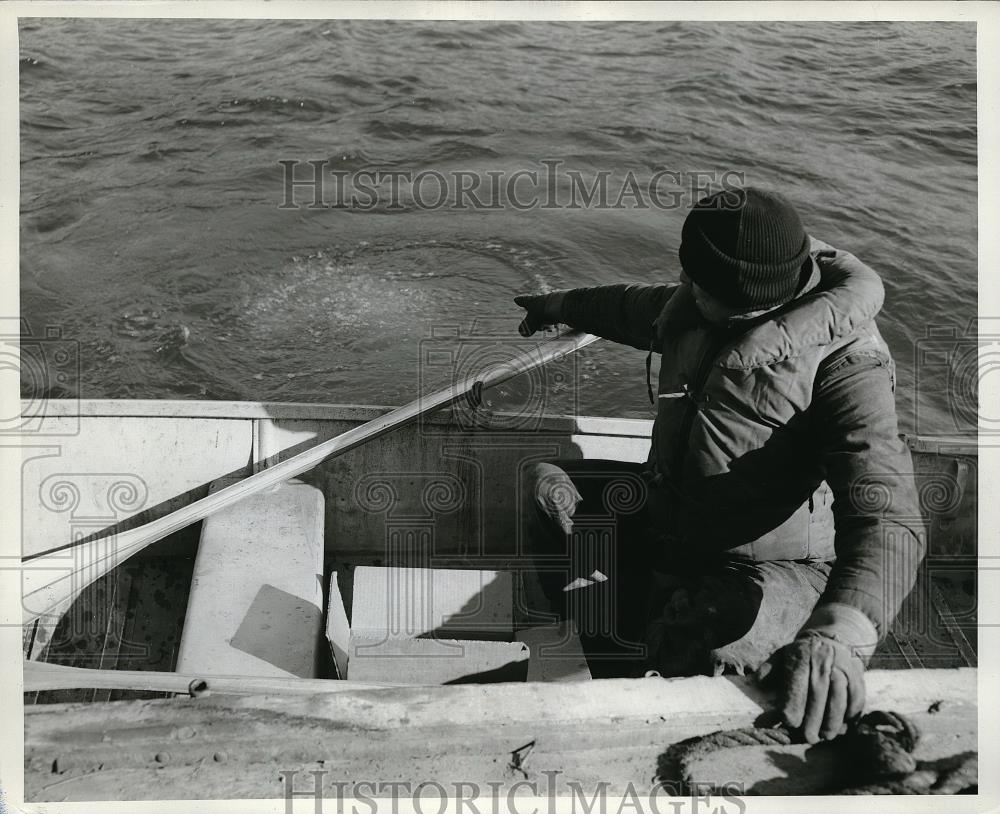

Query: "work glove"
(514, 292), (565, 337)
(757, 602), (877, 744)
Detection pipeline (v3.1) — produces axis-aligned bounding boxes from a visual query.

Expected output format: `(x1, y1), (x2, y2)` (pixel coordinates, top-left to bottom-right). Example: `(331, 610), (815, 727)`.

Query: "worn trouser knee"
(644, 559), (832, 677)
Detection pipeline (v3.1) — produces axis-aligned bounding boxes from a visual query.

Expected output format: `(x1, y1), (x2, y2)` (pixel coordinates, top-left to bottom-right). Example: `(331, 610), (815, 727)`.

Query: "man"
(515, 187), (924, 743)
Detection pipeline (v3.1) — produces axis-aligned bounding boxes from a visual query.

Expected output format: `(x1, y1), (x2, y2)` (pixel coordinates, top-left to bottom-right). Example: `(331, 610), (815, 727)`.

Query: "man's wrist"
(797, 602), (879, 662)
(543, 290), (567, 322)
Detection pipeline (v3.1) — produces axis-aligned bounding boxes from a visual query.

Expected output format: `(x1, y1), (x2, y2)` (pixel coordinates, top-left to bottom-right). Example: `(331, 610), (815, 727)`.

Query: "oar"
(21, 329), (599, 625)
(23, 660), (403, 696)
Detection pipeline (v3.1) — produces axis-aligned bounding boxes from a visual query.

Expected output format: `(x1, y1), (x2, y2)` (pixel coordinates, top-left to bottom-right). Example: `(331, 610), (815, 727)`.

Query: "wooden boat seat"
(176, 477), (325, 678)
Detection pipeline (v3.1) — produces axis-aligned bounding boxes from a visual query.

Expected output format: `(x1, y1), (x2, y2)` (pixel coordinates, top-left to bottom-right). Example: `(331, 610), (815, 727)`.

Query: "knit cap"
(679, 187), (811, 309)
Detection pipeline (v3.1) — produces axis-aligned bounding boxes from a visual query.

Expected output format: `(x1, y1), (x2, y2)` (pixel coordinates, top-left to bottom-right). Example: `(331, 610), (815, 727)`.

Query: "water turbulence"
(226, 239), (572, 409)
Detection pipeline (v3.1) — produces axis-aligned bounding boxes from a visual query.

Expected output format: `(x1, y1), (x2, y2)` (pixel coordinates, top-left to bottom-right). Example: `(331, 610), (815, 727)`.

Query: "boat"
(17, 385), (979, 800)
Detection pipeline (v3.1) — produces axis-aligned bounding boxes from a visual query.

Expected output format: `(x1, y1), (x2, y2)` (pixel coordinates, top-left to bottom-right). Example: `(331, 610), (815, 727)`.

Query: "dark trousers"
(523, 459), (832, 678)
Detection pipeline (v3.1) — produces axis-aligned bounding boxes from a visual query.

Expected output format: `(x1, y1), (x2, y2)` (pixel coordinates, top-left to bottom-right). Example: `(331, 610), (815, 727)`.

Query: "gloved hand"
(758, 602), (877, 744)
(514, 292), (565, 337)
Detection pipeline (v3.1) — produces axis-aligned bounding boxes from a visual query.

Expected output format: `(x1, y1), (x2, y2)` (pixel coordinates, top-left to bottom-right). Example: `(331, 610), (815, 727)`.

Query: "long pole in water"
(20, 330), (600, 626)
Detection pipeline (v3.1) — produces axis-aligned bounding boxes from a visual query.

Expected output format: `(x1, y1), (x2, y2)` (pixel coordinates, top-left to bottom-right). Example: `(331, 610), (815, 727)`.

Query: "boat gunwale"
(18, 399), (979, 452)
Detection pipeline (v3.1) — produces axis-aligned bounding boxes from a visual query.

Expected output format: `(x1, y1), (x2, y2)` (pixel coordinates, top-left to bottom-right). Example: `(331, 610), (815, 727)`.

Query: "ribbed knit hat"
(679, 187), (811, 310)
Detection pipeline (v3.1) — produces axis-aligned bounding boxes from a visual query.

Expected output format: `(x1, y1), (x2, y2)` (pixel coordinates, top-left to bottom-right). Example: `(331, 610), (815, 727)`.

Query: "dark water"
(20, 19), (976, 433)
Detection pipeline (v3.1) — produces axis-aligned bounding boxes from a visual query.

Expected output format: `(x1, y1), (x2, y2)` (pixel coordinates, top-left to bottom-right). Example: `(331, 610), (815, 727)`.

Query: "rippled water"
(20, 19), (976, 433)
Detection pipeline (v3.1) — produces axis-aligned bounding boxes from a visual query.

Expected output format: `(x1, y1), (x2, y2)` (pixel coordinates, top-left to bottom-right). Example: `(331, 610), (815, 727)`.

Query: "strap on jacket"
(646, 338), (655, 405)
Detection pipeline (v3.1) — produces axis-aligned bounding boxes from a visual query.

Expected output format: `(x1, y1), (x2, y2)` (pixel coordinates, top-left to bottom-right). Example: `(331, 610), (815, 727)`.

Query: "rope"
(658, 709), (977, 795)
(840, 710), (919, 780)
(660, 726), (794, 794)
(839, 751), (978, 795)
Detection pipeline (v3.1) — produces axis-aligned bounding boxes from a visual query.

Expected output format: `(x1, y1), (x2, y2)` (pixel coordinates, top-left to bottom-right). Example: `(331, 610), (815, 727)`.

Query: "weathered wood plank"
(23, 669), (976, 801)
(24, 661), (398, 695)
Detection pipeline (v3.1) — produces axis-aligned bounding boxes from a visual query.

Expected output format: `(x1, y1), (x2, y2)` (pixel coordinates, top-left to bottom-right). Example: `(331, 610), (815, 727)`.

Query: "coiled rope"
(658, 710), (977, 795)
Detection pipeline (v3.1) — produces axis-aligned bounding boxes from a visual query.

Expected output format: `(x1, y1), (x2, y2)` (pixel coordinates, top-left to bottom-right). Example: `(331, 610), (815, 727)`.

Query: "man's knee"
(707, 559), (829, 674)
(644, 559), (827, 677)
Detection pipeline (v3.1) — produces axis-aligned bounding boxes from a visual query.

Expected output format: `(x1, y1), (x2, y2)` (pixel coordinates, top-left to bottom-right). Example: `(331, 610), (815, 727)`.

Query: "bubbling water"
(222, 238), (576, 406)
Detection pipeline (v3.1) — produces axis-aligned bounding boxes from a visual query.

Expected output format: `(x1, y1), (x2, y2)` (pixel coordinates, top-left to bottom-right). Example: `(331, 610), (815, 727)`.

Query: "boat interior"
(21, 399), (978, 703)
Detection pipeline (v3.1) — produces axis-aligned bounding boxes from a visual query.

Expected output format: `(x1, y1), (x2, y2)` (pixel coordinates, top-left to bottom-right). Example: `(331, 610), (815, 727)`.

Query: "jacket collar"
(652, 281), (700, 338)
(653, 246), (885, 370)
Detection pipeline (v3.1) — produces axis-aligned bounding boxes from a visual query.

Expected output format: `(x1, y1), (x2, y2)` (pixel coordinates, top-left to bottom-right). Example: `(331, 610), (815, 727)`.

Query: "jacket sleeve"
(556, 283), (677, 352)
(808, 348), (926, 641)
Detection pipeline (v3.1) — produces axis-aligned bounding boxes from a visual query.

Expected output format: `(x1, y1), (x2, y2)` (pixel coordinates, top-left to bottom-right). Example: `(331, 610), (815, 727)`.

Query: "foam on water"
(236, 239), (559, 340)
(200, 238), (580, 404)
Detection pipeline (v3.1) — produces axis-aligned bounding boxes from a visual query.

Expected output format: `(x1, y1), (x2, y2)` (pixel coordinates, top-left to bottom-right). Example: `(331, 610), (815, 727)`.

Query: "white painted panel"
(347, 636), (529, 684)
(571, 434), (650, 463)
(256, 419), (321, 467)
(177, 479), (325, 679)
(351, 566), (514, 641)
(516, 622), (591, 682)
(20, 416), (253, 559)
